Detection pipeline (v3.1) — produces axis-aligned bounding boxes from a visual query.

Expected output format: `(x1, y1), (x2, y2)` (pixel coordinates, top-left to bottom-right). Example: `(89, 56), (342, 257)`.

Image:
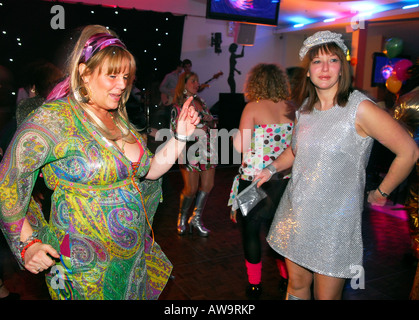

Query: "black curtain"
(0, 0), (185, 91)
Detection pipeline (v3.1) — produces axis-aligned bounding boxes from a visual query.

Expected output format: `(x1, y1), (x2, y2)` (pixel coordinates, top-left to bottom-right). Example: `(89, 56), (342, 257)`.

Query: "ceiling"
(275, 0), (419, 32)
(46, 0), (419, 33)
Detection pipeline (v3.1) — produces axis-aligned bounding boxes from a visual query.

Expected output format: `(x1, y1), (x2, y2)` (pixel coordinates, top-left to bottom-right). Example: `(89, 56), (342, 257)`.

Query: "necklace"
(109, 112), (127, 154)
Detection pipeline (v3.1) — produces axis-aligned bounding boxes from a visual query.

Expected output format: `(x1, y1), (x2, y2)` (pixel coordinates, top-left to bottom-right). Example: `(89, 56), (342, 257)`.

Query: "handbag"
(232, 179), (267, 216)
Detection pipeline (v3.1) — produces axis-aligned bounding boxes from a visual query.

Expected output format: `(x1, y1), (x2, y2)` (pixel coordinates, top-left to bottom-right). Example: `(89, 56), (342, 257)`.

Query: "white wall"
(54, 0), (303, 108)
(181, 15), (293, 107)
(51, 0), (419, 105)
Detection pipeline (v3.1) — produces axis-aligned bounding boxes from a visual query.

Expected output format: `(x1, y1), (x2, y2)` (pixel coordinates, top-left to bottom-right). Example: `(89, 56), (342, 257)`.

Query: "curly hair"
(244, 63), (290, 103)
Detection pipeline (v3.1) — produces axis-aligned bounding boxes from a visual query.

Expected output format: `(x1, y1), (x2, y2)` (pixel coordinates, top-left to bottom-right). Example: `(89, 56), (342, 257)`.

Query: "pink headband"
(46, 33), (126, 102)
(81, 33), (126, 62)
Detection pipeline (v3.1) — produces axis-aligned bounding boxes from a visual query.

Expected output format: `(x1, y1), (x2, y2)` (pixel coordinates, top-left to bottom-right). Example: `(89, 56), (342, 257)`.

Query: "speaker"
(234, 23), (256, 46)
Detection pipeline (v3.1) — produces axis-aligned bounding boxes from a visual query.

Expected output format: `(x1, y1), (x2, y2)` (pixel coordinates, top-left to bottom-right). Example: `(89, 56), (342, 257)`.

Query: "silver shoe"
(177, 194), (194, 235)
(188, 191), (210, 237)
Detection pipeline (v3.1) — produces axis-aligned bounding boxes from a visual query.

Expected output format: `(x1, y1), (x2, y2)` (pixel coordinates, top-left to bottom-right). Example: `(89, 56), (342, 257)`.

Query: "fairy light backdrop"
(0, 0), (185, 95)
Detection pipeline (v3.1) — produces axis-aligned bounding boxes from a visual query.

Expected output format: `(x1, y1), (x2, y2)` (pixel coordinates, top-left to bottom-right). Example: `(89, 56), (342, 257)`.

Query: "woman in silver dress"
(255, 31), (419, 300)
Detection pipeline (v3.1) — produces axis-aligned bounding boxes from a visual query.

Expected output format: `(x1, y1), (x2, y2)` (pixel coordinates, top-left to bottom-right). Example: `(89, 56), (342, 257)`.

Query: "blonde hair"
(68, 25), (137, 142)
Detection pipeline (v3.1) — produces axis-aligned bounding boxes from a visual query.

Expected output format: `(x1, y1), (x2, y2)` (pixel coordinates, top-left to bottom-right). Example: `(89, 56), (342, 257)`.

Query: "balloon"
(386, 75), (402, 94)
(384, 38), (403, 59)
(393, 59), (413, 81)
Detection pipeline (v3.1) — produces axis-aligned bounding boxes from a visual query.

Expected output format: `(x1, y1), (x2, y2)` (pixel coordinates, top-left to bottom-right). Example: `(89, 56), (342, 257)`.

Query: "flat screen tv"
(371, 52), (409, 87)
(206, 0), (280, 26)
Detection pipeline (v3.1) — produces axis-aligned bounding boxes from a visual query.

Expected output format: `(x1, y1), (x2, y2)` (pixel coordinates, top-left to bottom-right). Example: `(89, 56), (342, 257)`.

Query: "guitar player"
(159, 60), (183, 107)
(160, 61), (223, 106)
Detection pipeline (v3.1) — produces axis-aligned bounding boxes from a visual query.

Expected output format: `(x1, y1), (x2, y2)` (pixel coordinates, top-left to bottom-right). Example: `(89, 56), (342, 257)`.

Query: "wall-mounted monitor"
(371, 52), (409, 87)
(206, 0), (280, 26)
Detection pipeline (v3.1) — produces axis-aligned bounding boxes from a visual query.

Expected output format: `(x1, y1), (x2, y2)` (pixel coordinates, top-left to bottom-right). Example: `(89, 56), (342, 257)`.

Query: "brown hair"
(297, 42), (352, 112)
(244, 63), (290, 103)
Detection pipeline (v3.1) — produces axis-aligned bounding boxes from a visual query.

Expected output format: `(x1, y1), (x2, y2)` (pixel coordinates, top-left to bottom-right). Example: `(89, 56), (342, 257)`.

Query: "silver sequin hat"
(299, 31), (348, 61)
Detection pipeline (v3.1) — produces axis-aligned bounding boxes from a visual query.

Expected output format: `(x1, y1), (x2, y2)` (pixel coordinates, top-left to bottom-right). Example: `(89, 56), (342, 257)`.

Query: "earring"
(74, 85), (90, 103)
(183, 89), (188, 95)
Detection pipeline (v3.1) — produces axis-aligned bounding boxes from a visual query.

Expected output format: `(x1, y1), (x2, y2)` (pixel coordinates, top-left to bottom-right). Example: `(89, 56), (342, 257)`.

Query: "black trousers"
(237, 178), (289, 264)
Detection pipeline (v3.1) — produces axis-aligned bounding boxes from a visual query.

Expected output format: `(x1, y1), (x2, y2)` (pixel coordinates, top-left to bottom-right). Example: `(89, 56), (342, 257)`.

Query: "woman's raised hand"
(176, 96), (200, 137)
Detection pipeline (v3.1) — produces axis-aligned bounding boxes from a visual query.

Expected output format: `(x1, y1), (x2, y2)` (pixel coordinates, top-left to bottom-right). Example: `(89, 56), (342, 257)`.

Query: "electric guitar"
(160, 71), (223, 106)
(198, 71), (223, 92)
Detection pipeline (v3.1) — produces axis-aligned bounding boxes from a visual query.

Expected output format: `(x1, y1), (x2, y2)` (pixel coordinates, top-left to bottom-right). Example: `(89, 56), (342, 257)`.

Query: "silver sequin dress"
(267, 90), (374, 278)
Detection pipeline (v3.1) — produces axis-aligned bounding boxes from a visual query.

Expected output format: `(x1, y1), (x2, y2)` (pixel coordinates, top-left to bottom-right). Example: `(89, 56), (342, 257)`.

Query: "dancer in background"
(228, 63), (294, 299)
(16, 60), (63, 126)
(171, 71), (217, 237)
(256, 31), (419, 300)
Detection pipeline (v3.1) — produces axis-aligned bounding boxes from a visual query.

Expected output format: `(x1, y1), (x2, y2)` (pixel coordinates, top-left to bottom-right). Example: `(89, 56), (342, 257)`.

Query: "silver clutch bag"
(233, 179), (267, 216)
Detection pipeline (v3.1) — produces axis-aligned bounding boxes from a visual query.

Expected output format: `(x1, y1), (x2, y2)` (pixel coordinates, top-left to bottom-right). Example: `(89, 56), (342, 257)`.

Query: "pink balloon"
(393, 59), (413, 81)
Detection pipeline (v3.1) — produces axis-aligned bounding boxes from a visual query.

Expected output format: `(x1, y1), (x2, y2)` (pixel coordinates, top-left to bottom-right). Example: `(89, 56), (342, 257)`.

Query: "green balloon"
(385, 38), (403, 59)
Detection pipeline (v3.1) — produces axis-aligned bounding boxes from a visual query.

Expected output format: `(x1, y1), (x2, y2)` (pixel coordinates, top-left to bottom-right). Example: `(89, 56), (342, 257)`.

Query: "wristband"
(377, 186), (389, 198)
(265, 164), (277, 178)
(21, 239), (42, 261)
(174, 133), (190, 142)
(18, 231), (39, 251)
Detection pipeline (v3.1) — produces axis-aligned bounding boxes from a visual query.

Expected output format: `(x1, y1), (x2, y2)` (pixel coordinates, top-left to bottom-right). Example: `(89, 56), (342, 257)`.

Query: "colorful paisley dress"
(0, 98), (172, 300)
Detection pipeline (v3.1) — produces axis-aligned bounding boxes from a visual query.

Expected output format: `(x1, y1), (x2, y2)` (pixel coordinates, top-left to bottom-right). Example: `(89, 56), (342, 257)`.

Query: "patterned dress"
(170, 98), (217, 171)
(267, 90), (374, 278)
(228, 123), (293, 211)
(0, 98), (172, 300)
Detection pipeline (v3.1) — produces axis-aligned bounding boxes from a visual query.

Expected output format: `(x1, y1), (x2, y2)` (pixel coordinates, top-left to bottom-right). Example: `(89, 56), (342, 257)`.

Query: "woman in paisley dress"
(170, 72), (217, 237)
(0, 25), (200, 300)
(228, 63), (294, 299)
(255, 31), (419, 300)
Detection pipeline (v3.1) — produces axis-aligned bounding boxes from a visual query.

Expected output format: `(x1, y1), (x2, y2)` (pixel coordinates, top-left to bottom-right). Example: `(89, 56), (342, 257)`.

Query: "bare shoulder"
(356, 98), (405, 140)
(356, 98), (392, 126)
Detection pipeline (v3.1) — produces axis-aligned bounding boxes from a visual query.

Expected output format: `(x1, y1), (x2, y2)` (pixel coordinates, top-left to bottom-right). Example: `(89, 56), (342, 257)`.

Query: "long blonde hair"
(59, 25), (137, 142)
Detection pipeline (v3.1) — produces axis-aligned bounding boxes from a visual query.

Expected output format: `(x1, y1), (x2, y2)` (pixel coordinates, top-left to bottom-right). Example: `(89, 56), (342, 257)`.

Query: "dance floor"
(1, 165), (417, 300)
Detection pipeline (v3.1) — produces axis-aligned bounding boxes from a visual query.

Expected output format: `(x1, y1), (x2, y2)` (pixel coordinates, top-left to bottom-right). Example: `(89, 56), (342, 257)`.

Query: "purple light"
(229, 0), (254, 10)
(381, 65), (393, 80)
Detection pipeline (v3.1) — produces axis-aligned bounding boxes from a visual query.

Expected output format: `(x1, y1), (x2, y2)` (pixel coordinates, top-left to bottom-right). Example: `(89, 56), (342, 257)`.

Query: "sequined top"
(267, 90), (374, 278)
(228, 123), (293, 207)
(0, 98), (172, 299)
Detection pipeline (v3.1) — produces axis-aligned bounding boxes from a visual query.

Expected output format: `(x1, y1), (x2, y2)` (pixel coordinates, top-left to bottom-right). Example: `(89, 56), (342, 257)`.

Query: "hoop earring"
(183, 89), (188, 95)
(74, 85), (90, 103)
